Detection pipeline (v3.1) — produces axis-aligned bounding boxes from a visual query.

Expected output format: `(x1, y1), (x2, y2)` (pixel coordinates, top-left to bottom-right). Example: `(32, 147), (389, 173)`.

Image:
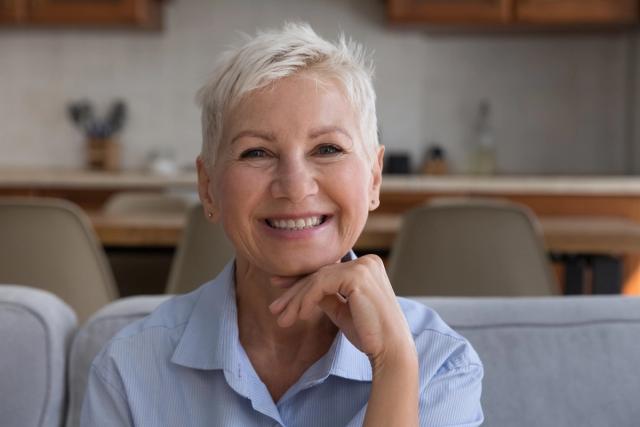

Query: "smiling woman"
(80, 23), (484, 427)
(204, 74), (380, 279)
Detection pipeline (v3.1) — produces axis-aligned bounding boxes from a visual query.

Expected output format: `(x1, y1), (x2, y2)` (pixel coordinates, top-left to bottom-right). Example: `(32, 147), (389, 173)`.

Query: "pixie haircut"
(197, 22), (378, 168)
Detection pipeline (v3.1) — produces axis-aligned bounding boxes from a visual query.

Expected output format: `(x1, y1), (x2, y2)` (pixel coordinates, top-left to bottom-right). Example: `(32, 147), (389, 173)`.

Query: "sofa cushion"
(417, 296), (640, 427)
(0, 285), (77, 427)
(66, 295), (171, 427)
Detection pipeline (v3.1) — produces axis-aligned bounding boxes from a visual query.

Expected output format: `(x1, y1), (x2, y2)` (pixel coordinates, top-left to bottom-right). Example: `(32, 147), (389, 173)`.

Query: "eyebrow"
(309, 126), (352, 141)
(230, 126), (353, 145)
(230, 130), (276, 145)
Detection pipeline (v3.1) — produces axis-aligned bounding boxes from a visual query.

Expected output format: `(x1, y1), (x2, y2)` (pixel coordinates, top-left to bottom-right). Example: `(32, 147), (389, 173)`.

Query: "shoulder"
(397, 297), (483, 378)
(116, 286), (204, 338)
(91, 285), (206, 375)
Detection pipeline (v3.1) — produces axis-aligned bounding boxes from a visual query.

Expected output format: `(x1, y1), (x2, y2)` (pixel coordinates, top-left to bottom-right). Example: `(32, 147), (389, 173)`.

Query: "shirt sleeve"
(420, 357), (484, 426)
(80, 364), (134, 427)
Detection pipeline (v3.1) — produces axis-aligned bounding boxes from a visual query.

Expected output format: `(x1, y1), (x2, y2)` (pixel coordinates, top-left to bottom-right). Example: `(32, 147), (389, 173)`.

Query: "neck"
(234, 257), (338, 361)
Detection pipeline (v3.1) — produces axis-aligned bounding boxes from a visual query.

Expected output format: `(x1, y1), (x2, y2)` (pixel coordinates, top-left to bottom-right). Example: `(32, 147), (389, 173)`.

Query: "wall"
(0, 0), (635, 174)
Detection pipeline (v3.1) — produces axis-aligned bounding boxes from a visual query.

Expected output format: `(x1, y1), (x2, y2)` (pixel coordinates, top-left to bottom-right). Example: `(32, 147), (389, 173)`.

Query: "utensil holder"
(87, 137), (120, 171)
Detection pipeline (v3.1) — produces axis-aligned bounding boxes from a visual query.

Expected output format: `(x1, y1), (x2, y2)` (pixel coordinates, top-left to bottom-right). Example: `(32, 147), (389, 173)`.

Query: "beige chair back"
(388, 198), (558, 297)
(0, 198), (118, 322)
(165, 204), (235, 294)
(103, 191), (192, 217)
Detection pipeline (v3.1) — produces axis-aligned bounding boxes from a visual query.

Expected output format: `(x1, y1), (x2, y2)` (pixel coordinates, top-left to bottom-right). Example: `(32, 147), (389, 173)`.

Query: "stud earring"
(207, 212), (213, 218)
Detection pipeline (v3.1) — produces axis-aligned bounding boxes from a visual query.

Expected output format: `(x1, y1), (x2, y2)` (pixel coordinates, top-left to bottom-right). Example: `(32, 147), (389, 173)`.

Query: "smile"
(265, 215), (328, 231)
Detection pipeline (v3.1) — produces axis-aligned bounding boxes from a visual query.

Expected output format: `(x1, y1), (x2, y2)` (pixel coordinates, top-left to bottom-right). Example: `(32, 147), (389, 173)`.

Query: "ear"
(368, 145), (384, 211)
(196, 156), (220, 222)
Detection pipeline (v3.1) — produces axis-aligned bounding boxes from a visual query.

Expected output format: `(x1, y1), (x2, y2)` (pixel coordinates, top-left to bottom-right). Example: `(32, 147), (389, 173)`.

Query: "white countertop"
(2, 168), (640, 196)
(381, 175), (640, 196)
(0, 168), (198, 190)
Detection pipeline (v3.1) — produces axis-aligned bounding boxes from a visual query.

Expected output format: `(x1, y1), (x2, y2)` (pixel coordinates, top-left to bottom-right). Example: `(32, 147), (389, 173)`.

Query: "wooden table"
(91, 211), (640, 254)
(91, 212), (640, 295)
(91, 213), (186, 247)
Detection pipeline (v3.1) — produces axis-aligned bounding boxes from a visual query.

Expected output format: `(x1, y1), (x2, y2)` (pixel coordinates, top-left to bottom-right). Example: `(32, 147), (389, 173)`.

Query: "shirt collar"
(171, 251), (371, 382)
(171, 260), (239, 371)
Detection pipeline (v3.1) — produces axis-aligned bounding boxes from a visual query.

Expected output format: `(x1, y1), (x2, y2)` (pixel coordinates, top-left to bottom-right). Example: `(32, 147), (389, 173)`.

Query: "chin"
(268, 251), (344, 277)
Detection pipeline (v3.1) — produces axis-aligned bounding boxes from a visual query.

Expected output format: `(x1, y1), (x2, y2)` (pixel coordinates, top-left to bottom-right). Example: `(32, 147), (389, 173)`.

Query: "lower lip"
(260, 216), (332, 240)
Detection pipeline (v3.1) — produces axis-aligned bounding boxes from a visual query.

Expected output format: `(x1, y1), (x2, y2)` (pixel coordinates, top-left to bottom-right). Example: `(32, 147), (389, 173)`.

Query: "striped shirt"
(81, 259), (483, 426)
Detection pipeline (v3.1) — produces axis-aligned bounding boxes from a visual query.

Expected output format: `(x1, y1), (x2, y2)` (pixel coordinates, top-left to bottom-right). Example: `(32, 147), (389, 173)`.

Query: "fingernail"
(269, 298), (282, 312)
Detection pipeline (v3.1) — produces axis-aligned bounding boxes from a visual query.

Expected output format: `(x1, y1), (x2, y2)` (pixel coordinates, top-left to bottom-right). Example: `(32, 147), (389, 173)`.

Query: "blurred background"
(3, 0), (640, 304)
(2, 0), (639, 174)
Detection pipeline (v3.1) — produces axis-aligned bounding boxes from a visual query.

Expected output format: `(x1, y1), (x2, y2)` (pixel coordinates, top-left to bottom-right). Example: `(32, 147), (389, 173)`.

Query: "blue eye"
(240, 148), (269, 159)
(316, 145), (343, 155)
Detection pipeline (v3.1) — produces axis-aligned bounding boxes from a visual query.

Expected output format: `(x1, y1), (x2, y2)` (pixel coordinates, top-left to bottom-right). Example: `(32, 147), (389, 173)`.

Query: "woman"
(82, 23), (483, 426)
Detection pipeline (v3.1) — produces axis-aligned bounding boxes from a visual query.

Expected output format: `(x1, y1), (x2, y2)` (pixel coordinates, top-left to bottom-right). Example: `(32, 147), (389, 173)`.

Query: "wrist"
(370, 337), (418, 375)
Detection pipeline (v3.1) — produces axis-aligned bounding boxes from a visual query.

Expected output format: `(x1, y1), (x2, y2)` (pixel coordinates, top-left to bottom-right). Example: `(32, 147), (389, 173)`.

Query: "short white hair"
(197, 22), (378, 168)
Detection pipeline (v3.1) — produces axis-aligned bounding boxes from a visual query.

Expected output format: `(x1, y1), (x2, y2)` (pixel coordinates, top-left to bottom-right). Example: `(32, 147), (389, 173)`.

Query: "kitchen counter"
(0, 167), (197, 190)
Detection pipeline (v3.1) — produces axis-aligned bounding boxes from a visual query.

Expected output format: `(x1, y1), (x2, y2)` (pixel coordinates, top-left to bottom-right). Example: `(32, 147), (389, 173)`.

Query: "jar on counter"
(421, 144), (448, 175)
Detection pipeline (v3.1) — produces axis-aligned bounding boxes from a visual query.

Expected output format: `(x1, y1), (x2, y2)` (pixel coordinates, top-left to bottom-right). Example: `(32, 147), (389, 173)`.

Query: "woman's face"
(198, 73), (383, 278)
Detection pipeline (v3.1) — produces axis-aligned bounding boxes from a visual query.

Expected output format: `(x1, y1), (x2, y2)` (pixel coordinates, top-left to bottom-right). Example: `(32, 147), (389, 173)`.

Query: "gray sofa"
(0, 285), (76, 427)
(3, 284), (640, 427)
(420, 296), (640, 427)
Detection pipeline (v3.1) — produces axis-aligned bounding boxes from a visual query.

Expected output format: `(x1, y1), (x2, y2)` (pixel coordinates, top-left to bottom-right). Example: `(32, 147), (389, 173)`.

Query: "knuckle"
(361, 254), (382, 267)
(352, 262), (370, 276)
(356, 255), (384, 274)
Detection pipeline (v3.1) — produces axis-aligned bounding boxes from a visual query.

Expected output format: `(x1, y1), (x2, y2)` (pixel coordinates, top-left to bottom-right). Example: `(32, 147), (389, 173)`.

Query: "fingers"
(267, 256), (392, 330)
(299, 274), (350, 320)
(276, 270), (351, 328)
(276, 280), (314, 327)
(268, 276), (306, 314)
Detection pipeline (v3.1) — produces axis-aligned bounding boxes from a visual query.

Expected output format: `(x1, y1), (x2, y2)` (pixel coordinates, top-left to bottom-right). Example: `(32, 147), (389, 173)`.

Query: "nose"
(270, 154), (318, 203)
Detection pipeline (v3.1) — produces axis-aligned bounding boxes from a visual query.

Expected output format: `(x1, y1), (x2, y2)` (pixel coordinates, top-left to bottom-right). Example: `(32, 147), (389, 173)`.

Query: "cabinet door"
(0, 0), (28, 23)
(517, 0), (638, 25)
(388, 0), (514, 25)
(27, 0), (161, 28)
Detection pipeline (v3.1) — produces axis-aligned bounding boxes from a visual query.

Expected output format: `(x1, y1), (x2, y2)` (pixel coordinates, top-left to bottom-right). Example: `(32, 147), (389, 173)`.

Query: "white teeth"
(269, 216), (324, 230)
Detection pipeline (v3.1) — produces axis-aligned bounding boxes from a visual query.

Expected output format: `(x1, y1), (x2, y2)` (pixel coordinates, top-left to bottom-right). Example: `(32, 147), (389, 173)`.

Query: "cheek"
(325, 160), (372, 211)
(216, 168), (266, 220)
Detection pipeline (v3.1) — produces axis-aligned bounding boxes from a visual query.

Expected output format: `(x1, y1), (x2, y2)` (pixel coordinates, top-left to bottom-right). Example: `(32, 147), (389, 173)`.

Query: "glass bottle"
(468, 100), (496, 175)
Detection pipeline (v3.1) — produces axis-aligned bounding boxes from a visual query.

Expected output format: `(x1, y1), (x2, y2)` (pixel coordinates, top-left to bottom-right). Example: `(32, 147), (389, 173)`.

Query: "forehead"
(223, 73), (360, 139)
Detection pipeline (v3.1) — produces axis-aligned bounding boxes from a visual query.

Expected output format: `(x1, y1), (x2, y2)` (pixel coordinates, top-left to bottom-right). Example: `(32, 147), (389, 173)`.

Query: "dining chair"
(102, 191), (196, 295)
(388, 197), (559, 297)
(0, 285), (77, 427)
(165, 203), (235, 294)
(0, 197), (119, 322)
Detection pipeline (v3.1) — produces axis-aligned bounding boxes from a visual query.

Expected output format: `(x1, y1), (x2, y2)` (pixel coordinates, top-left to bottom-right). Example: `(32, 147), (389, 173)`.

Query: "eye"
(315, 144), (343, 156)
(240, 148), (269, 159)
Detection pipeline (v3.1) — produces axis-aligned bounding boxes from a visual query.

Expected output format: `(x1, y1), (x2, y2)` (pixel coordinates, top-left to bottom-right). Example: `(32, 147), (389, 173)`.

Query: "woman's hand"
(268, 254), (415, 369)
(269, 254), (419, 426)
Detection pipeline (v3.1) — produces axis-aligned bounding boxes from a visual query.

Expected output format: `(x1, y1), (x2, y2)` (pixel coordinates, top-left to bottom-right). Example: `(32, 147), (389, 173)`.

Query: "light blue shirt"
(81, 258), (484, 426)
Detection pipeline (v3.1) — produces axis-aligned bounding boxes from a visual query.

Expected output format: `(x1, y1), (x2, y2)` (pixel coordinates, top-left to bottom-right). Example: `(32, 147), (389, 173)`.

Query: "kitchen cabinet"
(0, 0), (27, 23)
(0, 0), (163, 28)
(516, 0), (637, 25)
(388, 0), (512, 26)
(387, 0), (639, 28)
